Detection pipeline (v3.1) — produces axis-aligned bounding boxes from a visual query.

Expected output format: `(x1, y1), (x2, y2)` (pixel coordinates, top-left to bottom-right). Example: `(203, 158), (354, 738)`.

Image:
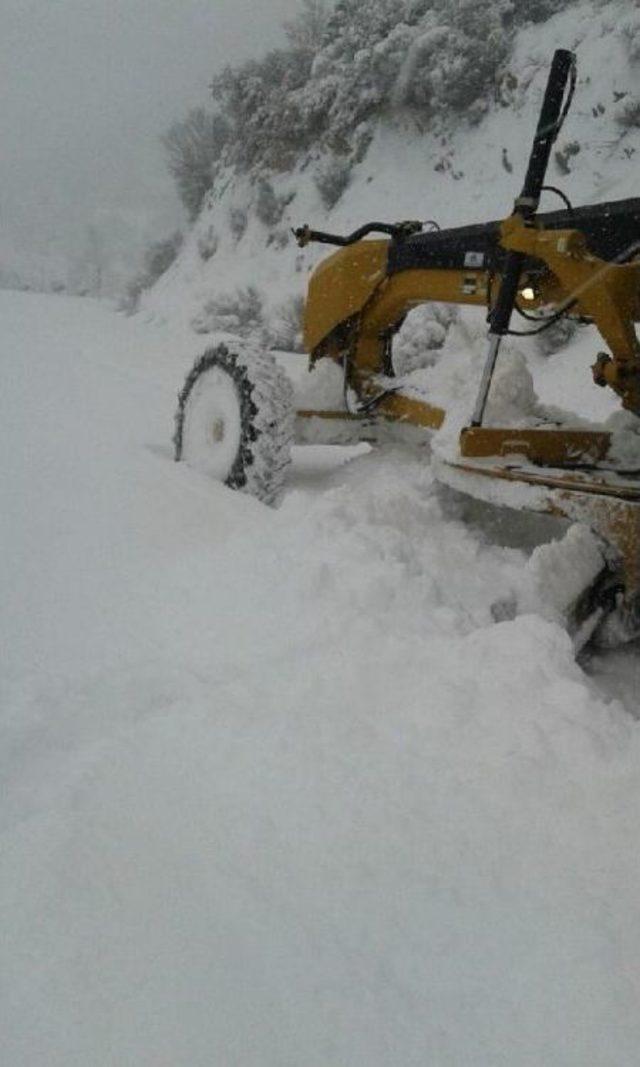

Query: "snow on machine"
(175, 50), (640, 649)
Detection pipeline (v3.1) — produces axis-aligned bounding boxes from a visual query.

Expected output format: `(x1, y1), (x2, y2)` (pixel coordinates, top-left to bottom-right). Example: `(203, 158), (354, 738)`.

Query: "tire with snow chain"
(174, 344), (294, 505)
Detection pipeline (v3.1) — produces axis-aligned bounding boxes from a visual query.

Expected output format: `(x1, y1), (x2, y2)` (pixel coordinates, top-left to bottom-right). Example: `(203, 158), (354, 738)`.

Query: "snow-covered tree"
(163, 0), (582, 220)
(204, 0), (559, 175)
(162, 109), (229, 219)
(284, 0), (329, 53)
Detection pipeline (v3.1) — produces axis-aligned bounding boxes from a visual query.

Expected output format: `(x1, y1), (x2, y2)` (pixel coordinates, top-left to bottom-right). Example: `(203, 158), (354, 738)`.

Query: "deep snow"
(2, 289), (640, 1065)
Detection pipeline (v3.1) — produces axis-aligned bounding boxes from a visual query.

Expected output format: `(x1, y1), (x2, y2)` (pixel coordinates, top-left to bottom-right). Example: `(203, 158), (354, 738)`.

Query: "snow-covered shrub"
(162, 109), (229, 220)
(118, 278), (144, 314)
(615, 95), (640, 129)
(255, 179), (286, 226)
(0, 266), (31, 292)
(392, 303), (457, 376)
(205, 0), (546, 177)
(314, 156), (352, 208)
(192, 285), (264, 336)
(197, 225), (219, 261)
(284, 0), (329, 54)
(517, 0), (571, 23)
(211, 49), (313, 171)
(266, 229), (291, 250)
(167, 0), (583, 222)
(119, 231), (183, 313)
(264, 294), (306, 351)
(620, 14), (640, 63)
(143, 231), (184, 282)
(395, 3), (510, 118)
(229, 206), (248, 241)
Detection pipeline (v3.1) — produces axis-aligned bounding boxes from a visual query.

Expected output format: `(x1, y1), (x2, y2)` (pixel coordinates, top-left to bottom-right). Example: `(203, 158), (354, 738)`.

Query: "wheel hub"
(179, 364), (242, 481)
(210, 416), (226, 443)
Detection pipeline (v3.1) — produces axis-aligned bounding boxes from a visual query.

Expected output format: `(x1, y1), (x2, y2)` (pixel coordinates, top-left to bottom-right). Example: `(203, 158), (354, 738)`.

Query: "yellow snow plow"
(176, 50), (640, 646)
(290, 49), (640, 645)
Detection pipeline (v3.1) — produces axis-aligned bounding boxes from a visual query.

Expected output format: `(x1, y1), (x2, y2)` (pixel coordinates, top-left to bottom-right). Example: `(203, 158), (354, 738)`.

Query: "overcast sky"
(0, 0), (300, 267)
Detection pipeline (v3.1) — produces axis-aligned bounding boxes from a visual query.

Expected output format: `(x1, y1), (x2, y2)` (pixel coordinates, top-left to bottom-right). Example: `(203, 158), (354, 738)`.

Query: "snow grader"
(175, 50), (640, 648)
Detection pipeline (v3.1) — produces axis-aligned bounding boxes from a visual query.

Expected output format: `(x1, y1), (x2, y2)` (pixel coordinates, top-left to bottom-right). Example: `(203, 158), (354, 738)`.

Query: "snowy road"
(2, 291), (640, 1065)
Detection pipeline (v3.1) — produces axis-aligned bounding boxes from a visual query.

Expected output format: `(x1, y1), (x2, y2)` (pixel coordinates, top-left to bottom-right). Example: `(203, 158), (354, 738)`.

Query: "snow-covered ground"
(2, 288), (640, 1065)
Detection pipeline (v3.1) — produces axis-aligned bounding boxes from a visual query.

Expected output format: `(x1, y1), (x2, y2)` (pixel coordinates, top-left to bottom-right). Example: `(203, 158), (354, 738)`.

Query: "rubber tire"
(174, 344), (294, 505)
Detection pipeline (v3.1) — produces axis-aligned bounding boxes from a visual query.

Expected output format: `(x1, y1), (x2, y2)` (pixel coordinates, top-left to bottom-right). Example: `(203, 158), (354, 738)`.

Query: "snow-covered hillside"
(2, 287), (640, 1065)
(143, 1), (640, 340)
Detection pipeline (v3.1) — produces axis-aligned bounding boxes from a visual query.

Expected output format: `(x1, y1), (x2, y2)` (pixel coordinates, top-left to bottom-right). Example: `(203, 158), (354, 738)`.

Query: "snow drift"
(2, 289), (640, 1065)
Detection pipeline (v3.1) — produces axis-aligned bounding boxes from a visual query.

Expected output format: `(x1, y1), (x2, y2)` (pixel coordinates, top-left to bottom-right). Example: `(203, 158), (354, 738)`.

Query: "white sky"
(0, 0), (300, 265)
